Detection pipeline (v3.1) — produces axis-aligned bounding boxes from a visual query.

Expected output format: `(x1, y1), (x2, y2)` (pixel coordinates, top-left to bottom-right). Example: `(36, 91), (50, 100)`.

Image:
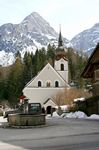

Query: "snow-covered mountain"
(0, 11), (99, 66)
(0, 12), (69, 66)
(70, 23), (99, 55)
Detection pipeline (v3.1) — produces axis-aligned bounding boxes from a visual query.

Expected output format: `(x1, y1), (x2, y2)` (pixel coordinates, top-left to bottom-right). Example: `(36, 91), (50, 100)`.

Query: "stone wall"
(8, 113), (46, 126)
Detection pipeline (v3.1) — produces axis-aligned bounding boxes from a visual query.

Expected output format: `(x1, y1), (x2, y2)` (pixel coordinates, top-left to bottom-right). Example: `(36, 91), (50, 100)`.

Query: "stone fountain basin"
(8, 113), (46, 126)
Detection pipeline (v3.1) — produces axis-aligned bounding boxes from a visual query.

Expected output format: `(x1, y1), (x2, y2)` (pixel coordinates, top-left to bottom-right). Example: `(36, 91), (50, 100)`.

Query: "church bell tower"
(54, 27), (68, 83)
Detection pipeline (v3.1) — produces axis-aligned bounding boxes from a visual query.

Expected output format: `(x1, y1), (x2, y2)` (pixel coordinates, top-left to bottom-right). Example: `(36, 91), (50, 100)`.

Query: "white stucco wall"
(54, 58), (68, 82)
(23, 87), (65, 105)
(54, 58), (68, 71)
(57, 71), (68, 83)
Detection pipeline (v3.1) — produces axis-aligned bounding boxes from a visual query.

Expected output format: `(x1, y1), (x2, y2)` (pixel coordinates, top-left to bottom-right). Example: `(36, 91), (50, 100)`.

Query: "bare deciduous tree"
(52, 88), (91, 106)
(52, 90), (65, 106)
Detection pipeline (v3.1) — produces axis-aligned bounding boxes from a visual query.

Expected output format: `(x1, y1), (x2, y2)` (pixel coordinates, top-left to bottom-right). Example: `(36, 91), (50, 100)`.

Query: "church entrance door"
(46, 106), (52, 115)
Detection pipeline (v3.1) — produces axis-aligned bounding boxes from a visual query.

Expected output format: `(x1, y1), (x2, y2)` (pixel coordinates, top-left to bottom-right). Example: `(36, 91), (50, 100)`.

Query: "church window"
(38, 81), (42, 87)
(55, 81), (59, 87)
(46, 81), (51, 87)
(61, 64), (64, 71)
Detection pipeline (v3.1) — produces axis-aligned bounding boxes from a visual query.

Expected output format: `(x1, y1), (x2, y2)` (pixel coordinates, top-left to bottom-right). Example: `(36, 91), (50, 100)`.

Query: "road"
(0, 117), (99, 150)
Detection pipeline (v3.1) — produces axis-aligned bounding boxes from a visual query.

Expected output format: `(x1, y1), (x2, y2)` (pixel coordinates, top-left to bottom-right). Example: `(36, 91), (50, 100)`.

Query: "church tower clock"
(54, 28), (68, 83)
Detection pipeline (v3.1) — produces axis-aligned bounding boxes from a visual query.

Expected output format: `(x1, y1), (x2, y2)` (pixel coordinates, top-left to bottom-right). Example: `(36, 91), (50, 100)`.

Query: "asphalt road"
(0, 117), (99, 150)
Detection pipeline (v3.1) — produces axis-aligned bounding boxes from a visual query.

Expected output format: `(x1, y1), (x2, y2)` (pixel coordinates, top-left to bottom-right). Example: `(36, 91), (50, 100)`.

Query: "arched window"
(46, 81), (51, 87)
(38, 81), (42, 87)
(55, 81), (59, 87)
(61, 64), (64, 71)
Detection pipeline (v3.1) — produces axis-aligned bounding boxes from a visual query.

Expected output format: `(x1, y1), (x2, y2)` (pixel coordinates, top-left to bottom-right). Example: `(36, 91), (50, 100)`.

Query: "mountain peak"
(71, 22), (99, 55)
(0, 12), (68, 66)
(30, 12), (42, 18)
(21, 11), (49, 26)
(22, 12), (43, 23)
(21, 11), (57, 36)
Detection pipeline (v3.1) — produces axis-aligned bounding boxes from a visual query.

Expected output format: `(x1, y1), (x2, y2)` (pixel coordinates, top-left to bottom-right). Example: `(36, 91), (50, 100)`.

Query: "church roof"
(24, 63), (69, 88)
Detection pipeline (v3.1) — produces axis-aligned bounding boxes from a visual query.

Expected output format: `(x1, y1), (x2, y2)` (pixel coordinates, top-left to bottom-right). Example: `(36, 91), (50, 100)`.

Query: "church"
(23, 29), (70, 110)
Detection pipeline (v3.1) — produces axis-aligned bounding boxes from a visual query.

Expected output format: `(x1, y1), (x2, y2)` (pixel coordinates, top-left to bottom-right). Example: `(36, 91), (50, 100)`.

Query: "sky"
(0, 0), (99, 40)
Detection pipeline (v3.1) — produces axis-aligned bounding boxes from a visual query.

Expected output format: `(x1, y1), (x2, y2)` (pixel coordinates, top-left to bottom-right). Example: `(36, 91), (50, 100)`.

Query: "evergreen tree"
(23, 52), (34, 84)
(34, 48), (46, 74)
(67, 48), (76, 82)
(0, 79), (6, 100)
(47, 44), (55, 66)
(33, 49), (39, 75)
(67, 48), (88, 88)
(7, 57), (24, 105)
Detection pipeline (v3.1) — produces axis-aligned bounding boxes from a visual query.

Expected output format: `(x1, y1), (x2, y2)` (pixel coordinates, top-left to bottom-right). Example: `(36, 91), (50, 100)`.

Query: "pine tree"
(67, 48), (88, 88)
(67, 48), (76, 82)
(23, 52), (34, 84)
(7, 57), (24, 105)
(47, 44), (55, 66)
(34, 48), (47, 74)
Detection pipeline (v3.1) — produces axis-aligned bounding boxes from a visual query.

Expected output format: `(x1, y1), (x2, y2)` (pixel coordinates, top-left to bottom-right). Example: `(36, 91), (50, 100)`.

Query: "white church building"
(23, 30), (70, 111)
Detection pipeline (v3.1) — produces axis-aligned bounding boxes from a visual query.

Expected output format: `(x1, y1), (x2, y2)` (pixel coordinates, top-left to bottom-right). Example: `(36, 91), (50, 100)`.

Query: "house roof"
(81, 43), (99, 78)
(43, 98), (57, 105)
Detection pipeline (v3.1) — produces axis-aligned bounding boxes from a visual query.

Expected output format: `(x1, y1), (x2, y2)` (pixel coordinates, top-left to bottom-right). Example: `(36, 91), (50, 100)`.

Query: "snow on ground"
(0, 50), (15, 66)
(62, 111), (87, 119)
(46, 112), (61, 119)
(88, 114), (99, 120)
(52, 111), (99, 120)
(0, 111), (99, 126)
(0, 117), (7, 125)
